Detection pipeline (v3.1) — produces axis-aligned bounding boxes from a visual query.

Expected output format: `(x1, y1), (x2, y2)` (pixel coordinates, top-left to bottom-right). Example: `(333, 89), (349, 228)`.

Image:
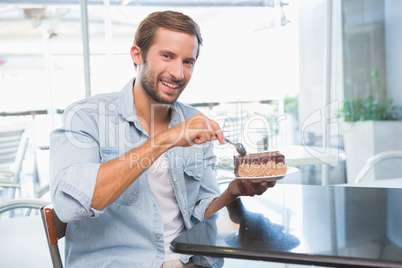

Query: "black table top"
(171, 184), (402, 267)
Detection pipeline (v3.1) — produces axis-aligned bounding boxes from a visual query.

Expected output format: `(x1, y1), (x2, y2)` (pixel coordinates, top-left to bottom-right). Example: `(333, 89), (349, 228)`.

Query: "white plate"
(223, 167), (299, 182)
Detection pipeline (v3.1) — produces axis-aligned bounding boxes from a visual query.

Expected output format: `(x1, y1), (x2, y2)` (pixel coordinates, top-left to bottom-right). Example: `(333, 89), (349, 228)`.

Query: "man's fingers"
(211, 126), (224, 144)
(236, 179), (273, 196)
(192, 114), (223, 143)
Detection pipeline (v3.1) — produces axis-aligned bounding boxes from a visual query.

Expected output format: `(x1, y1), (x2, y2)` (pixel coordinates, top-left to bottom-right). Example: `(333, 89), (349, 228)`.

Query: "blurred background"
(1, 0), (402, 202)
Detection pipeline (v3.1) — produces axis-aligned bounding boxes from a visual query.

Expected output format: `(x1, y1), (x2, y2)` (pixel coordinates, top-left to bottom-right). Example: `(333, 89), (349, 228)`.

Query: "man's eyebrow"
(160, 50), (196, 62)
(160, 49), (174, 56)
(159, 49), (176, 56)
(184, 56), (196, 63)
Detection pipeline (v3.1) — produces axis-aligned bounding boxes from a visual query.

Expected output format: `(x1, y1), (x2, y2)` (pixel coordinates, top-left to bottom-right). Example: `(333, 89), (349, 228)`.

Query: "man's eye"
(184, 60), (194, 66)
(163, 54), (170, 58)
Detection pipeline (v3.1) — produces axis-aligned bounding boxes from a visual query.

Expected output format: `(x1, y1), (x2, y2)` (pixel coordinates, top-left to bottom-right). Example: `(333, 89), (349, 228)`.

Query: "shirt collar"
(119, 77), (137, 123)
(118, 77), (182, 127)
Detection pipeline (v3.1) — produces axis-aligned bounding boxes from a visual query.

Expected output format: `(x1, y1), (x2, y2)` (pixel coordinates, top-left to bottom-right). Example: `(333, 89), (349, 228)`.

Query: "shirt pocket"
(100, 148), (120, 163)
(114, 179), (140, 206)
(183, 161), (203, 180)
(100, 148), (140, 206)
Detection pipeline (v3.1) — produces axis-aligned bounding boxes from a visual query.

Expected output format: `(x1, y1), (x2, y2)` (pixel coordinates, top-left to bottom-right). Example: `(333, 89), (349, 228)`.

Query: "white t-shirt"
(147, 153), (185, 261)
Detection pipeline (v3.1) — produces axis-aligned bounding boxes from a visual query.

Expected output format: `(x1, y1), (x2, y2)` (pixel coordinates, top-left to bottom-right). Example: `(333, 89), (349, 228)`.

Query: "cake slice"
(234, 151), (287, 177)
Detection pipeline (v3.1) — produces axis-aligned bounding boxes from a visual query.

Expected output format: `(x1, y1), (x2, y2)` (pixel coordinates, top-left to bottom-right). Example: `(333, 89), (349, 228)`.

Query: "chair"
(20, 183), (51, 216)
(35, 182), (50, 198)
(0, 128), (29, 199)
(0, 198), (51, 214)
(221, 114), (247, 143)
(40, 204), (66, 268)
(354, 150), (402, 184)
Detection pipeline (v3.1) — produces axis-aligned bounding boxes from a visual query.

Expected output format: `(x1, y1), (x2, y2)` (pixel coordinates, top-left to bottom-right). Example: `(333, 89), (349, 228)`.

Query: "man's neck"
(133, 83), (171, 137)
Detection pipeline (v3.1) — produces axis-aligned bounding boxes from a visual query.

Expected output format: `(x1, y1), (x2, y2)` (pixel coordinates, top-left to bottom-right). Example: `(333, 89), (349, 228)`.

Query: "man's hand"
(204, 179), (276, 219)
(228, 179), (276, 197)
(168, 113), (224, 148)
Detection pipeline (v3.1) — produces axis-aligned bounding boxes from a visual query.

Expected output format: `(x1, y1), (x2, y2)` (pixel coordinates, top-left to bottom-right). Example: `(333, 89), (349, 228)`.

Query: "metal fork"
(223, 137), (247, 156)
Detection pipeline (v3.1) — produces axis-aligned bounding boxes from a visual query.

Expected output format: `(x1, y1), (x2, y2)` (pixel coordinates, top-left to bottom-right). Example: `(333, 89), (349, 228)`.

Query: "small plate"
(223, 167), (299, 182)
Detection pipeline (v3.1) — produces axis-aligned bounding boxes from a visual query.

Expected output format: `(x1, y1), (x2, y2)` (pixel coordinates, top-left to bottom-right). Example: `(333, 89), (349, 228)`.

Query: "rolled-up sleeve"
(191, 142), (220, 223)
(49, 102), (103, 222)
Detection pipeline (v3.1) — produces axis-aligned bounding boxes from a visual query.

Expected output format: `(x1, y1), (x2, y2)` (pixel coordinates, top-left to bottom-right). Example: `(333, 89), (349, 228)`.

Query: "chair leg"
(10, 187), (16, 199)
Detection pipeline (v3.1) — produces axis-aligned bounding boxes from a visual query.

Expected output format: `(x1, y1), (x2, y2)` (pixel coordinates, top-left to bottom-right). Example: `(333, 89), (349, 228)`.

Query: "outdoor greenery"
(284, 95), (299, 118)
(339, 70), (402, 122)
(340, 96), (400, 122)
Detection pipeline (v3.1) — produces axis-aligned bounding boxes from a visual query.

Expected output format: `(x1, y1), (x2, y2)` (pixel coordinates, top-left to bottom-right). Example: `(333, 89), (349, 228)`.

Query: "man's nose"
(170, 61), (184, 80)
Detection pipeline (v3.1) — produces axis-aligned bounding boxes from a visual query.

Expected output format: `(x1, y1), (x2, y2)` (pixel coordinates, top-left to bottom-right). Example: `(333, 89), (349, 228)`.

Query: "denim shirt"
(49, 78), (223, 268)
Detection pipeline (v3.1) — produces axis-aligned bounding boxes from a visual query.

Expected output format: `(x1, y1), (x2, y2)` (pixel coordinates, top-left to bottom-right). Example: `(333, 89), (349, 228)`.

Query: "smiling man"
(134, 27), (195, 105)
(49, 11), (274, 268)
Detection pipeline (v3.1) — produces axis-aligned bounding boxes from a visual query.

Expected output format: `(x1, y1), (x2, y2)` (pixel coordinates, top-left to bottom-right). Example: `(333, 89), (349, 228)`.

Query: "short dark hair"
(133, 10), (203, 68)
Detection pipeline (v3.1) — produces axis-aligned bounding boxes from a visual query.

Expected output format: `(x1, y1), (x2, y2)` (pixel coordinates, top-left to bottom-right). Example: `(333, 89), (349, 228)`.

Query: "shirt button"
(183, 210), (186, 215)
(156, 235), (160, 240)
(173, 178), (178, 182)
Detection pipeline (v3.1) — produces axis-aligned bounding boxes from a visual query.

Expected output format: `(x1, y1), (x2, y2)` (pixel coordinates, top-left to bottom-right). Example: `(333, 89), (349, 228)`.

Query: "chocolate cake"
(234, 151), (287, 177)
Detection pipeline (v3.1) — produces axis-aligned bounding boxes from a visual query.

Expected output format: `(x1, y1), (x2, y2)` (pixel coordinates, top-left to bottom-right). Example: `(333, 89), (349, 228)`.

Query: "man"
(50, 10), (275, 268)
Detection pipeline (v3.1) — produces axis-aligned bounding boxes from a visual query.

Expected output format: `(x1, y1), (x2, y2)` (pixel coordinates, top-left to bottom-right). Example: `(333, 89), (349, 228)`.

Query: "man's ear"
(130, 44), (143, 66)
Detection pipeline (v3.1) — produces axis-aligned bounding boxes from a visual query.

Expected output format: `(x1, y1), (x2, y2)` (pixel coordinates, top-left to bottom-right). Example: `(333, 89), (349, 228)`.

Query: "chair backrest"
(354, 150), (402, 184)
(0, 128), (29, 184)
(0, 128), (25, 165)
(40, 205), (67, 268)
(0, 198), (51, 214)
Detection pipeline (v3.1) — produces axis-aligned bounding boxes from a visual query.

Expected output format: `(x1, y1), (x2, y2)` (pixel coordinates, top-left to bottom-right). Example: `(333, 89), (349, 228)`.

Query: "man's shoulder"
(64, 91), (121, 113)
(65, 79), (133, 112)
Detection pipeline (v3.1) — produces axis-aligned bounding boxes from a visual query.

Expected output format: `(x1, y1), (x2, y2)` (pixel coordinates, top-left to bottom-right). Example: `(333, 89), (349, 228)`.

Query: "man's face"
(138, 28), (198, 104)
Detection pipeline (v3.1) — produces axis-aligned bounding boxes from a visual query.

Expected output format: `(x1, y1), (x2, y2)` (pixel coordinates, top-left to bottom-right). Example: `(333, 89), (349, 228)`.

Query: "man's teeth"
(162, 81), (179, 89)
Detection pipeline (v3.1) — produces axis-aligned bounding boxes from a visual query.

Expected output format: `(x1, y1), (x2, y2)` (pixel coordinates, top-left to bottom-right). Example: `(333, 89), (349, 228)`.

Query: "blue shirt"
(49, 78), (223, 268)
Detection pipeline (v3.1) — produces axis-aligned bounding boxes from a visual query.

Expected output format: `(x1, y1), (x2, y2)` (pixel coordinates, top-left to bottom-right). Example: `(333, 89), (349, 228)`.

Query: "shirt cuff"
(192, 196), (218, 223)
(55, 163), (101, 220)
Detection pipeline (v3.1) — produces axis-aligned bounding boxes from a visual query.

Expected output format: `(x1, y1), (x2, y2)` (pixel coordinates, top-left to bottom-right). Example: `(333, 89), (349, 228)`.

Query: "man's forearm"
(204, 179), (272, 219)
(91, 133), (173, 210)
(204, 188), (239, 219)
(90, 113), (224, 210)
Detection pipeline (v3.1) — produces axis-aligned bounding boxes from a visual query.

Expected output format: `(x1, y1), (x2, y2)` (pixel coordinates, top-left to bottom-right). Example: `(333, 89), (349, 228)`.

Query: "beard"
(139, 63), (186, 105)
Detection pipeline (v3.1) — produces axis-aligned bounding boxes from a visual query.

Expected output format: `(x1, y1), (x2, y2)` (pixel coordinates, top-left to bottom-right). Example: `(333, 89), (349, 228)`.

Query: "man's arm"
(203, 179), (276, 219)
(91, 132), (172, 210)
(91, 113), (224, 210)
